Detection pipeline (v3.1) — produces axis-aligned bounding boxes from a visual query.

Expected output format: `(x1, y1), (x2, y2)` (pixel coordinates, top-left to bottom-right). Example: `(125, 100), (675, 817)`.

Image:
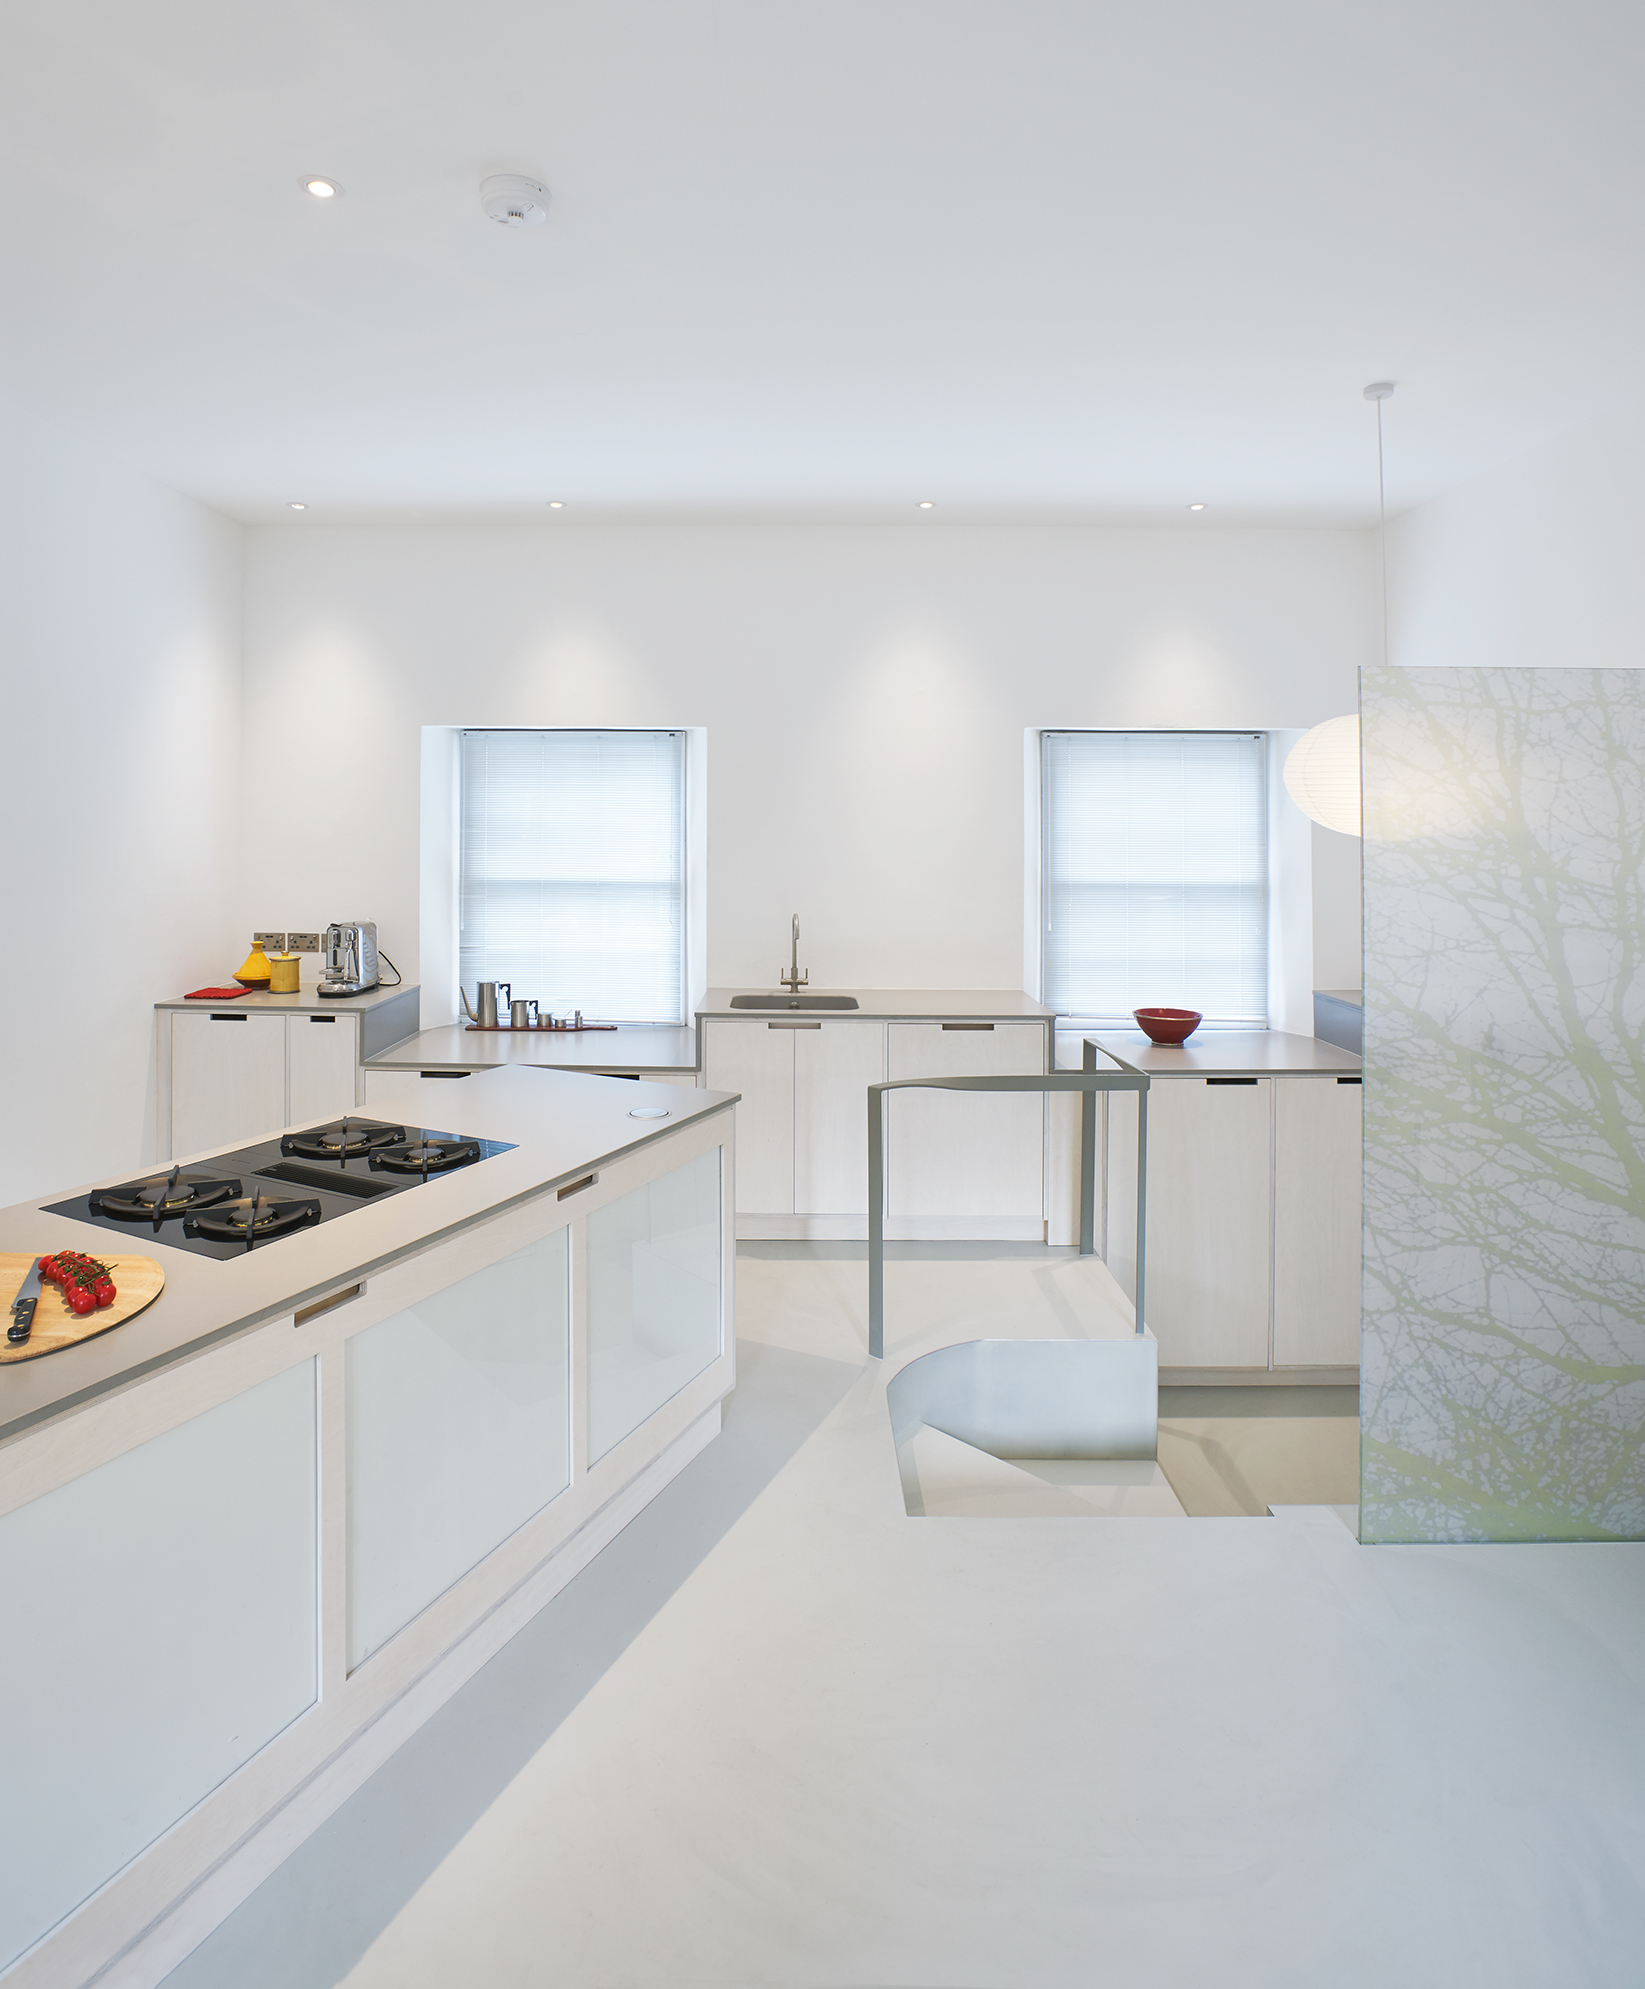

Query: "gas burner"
(90, 1167), (244, 1231)
(183, 1194), (324, 1250)
(280, 1118), (407, 1163)
(368, 1138), (483, 1176)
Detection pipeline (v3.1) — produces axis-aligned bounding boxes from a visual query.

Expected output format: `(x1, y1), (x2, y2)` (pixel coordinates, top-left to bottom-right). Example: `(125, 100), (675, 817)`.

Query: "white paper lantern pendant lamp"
(1284, 714), (1361, 835)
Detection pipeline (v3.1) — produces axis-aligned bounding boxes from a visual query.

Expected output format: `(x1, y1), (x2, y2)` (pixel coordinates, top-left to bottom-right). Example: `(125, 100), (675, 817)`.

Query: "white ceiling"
(2, 0), (1642, 524)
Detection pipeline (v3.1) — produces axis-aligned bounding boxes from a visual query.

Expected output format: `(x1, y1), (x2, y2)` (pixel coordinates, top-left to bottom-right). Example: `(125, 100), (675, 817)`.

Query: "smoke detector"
(480, 174), (548, 228)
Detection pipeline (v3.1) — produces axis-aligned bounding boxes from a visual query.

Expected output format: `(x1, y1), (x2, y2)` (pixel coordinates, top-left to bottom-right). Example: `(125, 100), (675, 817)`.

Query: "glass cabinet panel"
(347, 1224), (570, 1667)
(587, 1146), (723, 1462)
(0, 1362), (317, 1971)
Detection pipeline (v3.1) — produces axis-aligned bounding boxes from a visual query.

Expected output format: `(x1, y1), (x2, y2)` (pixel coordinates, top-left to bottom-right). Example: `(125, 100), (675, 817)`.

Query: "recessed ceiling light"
(288, 501), (307, 510)
(546, 500), (563, 509)
(917, 501), (934, 510)
(301, 177), (342, 199)
(1187, 502), (1207, 512)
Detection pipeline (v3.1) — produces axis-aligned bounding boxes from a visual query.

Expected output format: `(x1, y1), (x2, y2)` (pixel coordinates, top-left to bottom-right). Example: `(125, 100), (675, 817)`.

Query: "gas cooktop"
(45, 1118), (517, 1260)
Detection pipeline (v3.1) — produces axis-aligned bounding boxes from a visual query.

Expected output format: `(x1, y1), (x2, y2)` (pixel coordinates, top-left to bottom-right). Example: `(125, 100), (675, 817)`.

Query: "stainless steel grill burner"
(183, 1194), (324, 1250)
(280, 1118), (408, 1163)
(369, 1139), (483, 1176)
(89, 1166), (244, 1231)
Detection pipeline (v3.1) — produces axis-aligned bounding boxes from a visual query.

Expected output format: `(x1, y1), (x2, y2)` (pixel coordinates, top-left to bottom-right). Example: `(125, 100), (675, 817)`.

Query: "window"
(1041, 730), (1268, 1025)
(460, 730), (686, 1024)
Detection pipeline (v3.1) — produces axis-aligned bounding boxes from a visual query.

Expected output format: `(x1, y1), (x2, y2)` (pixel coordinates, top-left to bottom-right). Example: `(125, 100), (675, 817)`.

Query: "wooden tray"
(0, 1254), (166, 1365)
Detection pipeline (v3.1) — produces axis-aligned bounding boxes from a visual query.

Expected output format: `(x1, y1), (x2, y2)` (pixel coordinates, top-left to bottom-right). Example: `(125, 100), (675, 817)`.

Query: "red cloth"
(184, 987), (251, 999)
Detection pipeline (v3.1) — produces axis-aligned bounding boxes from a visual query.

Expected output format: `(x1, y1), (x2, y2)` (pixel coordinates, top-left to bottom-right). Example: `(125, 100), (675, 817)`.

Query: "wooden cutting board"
(0, 1254), (166, 1364)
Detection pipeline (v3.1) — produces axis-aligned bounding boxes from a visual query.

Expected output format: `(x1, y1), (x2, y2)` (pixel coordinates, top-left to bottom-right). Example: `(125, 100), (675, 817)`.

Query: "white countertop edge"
(156, 984), (420, 1015)
(0, 1068), (736, 1445)
(1056, 1028), (1362, 1075)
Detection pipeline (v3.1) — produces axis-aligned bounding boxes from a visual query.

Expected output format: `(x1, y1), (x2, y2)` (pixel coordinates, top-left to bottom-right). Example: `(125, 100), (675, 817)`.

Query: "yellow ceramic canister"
(234, 939), (272, 987)
(268, 953), (301, 994)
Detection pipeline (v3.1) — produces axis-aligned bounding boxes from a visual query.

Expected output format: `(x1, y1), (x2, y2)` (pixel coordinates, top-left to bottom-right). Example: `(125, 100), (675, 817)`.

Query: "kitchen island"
(0, 1066), (735, 1989)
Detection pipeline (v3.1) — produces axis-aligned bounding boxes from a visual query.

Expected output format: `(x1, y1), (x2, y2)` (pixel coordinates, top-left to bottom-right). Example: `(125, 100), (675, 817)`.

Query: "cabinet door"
(886, 1022), (1045, 1234)
(1106, 1078), (1271, 1367)
(793, 1021), (885, 1215)
(1272, 1077), (1362, 1367)
(170, 1011), (286, 1157)
(702, 1020), (793, 1215)
(287, 1014), (359, 1127)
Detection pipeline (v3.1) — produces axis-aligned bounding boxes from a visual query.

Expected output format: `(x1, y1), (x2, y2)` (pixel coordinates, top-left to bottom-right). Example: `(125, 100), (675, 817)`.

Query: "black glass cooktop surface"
(44, 1119), (517, 1259)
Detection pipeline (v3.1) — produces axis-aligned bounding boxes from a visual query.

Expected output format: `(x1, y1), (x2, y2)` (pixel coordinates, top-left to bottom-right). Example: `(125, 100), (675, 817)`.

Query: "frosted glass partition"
(1361, 664), (1645, 1542)
(348, 1225), (570, 1667)
(587, 1146), (722, 1462)
(0, 1362), (317, 1972)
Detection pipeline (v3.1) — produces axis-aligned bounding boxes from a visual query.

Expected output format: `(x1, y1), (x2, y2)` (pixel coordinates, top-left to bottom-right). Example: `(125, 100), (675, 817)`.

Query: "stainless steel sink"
(728, 994), (860, 1010)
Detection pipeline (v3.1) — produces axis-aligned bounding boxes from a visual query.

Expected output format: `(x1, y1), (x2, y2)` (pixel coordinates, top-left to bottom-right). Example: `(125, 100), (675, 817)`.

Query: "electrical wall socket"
(287, 932), (322, 954)
(253, 931), (286, 952)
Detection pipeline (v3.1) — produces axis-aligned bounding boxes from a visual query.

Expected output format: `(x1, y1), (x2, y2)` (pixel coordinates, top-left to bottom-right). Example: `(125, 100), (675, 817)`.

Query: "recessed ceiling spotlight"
(546, 500), (563, 509)
(301, 177), (342, 199)
(480, 174), (549, 227)
(917, 500), (934, 509)
(1187, 502), (1207, 512)
(288, 501), (307, 510)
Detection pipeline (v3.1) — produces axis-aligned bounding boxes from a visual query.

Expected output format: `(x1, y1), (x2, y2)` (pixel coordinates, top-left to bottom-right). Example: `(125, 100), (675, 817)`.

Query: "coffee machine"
(318, 922), (380, 997)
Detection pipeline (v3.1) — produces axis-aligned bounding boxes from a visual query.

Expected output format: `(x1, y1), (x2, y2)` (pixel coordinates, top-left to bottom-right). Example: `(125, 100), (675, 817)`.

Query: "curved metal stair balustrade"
(867, 1040), (1151, 1359)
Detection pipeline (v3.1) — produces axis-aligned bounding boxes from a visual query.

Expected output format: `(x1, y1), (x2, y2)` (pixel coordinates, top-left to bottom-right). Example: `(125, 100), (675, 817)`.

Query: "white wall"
(0, 399), (242, 1203)
(242, 523), (1377, 1020)
(1387, 402), (1645, 674)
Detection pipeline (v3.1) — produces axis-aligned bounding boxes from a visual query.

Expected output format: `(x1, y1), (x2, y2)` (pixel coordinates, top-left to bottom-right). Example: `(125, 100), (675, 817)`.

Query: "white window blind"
(1041, 731), (1268, 1024)
(460, 730), (686, 1024)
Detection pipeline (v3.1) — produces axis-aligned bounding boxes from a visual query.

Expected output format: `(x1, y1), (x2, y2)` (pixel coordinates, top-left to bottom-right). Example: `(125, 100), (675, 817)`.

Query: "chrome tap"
(779, 913), (809, 992)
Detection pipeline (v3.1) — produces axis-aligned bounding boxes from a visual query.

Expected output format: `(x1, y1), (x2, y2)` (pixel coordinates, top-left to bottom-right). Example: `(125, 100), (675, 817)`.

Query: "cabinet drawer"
(288, 1013), (359, 1125)
(1106, 1078), (1271, 1367)
(1273, 1078), (1362, 1366)
(702, 1020), (794, 1215)
(885, 1022), (1045, 1229)
(170, 1011), (286, 1157)
(793, 1021), (885, 1215)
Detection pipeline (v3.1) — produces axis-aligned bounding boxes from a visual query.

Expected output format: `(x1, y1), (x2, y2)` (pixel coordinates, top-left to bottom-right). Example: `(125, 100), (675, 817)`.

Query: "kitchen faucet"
(779, 913), (808, 992)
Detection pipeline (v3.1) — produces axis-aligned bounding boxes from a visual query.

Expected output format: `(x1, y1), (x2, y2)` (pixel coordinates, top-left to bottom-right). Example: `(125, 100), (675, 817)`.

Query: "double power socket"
(254, 931), (322, 955)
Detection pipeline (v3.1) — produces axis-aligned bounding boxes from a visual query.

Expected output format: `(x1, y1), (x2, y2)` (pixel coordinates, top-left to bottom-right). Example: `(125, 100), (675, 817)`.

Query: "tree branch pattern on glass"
(1361, 665), (1645, 1542)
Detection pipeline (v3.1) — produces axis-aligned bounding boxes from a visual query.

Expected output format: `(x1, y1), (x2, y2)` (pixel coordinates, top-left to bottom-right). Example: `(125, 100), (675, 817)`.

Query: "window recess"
(1041, 730), (1269, 1027)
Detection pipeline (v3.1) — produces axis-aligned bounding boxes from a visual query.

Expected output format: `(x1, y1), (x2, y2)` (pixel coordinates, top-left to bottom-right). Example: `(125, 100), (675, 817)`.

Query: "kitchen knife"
(9, 1257), (43, 1344)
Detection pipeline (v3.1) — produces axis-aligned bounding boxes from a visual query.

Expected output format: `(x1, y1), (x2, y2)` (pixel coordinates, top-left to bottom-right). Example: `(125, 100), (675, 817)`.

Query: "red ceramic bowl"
(1134, 1007), (1202, 1045)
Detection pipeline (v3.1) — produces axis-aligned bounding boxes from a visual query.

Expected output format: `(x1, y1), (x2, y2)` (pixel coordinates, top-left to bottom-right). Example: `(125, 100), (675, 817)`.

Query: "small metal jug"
(471, 981), (501, 1028)
(510, 998), (538, 1030)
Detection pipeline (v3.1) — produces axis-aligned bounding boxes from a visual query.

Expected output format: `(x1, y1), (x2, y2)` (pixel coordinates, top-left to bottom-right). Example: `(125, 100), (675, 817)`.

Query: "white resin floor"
(164, 1245), (1645, 1989)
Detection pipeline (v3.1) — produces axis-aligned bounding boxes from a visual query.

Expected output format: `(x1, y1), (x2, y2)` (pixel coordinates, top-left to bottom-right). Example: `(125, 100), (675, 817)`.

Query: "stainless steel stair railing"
(867, 1040), (1150, 1359)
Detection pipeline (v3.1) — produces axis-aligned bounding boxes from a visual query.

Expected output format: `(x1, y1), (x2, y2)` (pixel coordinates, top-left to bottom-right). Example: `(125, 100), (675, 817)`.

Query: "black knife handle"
(8, 1299), (36, 1344)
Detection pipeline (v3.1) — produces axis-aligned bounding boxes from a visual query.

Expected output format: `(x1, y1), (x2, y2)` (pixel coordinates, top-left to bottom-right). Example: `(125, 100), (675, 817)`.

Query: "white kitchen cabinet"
(287, 1013), (361, 1126)
(169, 1009), (362, 1159)
(170, 1010), (287, 1157)
(1105, 1078), (1273, 1367)
(886, 1022), (1045, 1239)
(1272, 1077), (1362, 1367)
(702, 1019), (796, 1215)
(794, 1021), (886, 1215)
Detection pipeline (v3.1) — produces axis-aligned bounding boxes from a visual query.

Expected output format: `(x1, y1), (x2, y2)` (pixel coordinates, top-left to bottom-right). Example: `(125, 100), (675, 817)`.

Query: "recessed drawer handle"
(1206, 1077), (1258, 1085)
(942, 1022), (995, 1031)
(1337, 1075), (1362, 1084)
(295, 1282), (363, 1328)
(767, 1021), (822, 1029)
(420, 1070), (470, 1078)
(309, 1014), (336, 1023)
(558, 1172), (598, 1200)
(210, 1012), (248, 1021)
